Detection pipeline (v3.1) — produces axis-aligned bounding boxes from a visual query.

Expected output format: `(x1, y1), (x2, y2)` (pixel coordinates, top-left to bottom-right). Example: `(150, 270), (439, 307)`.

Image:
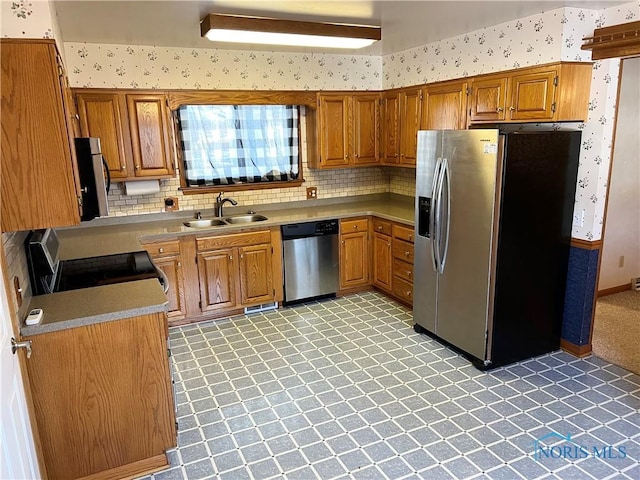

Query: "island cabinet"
(196, 229), (282, 315)
(74, 89), (176, 181)
(422, 80), (468, 130)
(312, 92), (381, 169)
(142, 239), (187, 321)
(339, 218), (370, 290)
(1, 39), (82, 232)
(382, 87), (422, 166)
(391, 223), (415, 306)
(468, 63), (593, 123)
(23, 312), (176, 480)
(371, 218), (393, 292)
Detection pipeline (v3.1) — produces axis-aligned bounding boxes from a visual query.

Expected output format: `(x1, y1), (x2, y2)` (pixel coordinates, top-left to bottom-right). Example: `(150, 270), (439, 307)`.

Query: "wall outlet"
(306, 187), (318, 199)
(573, 208), (585, 228)
(164, 197), (179, 211)
(619, 255), (625, 268)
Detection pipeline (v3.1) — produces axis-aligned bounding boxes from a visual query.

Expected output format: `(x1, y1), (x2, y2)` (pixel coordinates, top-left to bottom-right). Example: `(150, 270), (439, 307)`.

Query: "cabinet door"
(1, 40), (80, 232)
(340, 231), (369, 288)
(382, 92), (401, 164)
(127, 94), (175, 177)
(372, 232), (392, 291)
(423, 82), (468, 130)
(238, 243), (274, 305)
(352, 94), (380, 165)
(318, 94), (350, 167)
(153, 255), (186, 320)
(399, 88), (422, 166)
(469, 76), (508, 122)
(76, 92), (131, 179)
(509, 69), (557, 121)
(198, 249), (237, 312)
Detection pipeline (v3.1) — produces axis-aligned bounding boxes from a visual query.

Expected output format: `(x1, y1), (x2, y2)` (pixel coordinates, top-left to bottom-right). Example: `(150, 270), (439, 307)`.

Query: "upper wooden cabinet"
(468, 63), (592, 123)
(382, 87), (422, 167)
(1, 40), (81, 232)
(74, 89), (176, 181)
(423, 81), (468, 130)
(312, 92), (380, 169)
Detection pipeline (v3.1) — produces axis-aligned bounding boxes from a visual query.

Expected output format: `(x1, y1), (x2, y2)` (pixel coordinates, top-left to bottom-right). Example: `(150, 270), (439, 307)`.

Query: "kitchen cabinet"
(339, 218), (370, 290)
(142, 239), (187, 321)
(468, 63), (592, 123)
(1, 39), (81, 232)
(422, 80), (468, 129)
(371, 219), (392, 292)
(23, 312), (176, 480)
(382, 88), (422, 167)
(196, 230), (278, 315)
(312, 92), (380, 169)
(391, 224), (415, 306)
(74, 89), (176, 181)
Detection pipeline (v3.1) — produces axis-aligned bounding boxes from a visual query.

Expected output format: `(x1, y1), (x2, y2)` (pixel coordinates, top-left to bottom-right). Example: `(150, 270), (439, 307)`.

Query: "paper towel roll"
(124, 180), (160, 196)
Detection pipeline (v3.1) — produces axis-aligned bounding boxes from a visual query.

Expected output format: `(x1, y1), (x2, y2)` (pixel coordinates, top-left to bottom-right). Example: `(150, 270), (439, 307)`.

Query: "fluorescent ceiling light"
(201, 14), (380, 49)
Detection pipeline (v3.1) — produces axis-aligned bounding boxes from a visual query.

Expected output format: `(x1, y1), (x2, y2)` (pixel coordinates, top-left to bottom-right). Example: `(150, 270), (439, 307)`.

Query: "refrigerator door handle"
(438, 158), (451, 274)
(433, 157), (446, 272)
(430, 158), (443, 271)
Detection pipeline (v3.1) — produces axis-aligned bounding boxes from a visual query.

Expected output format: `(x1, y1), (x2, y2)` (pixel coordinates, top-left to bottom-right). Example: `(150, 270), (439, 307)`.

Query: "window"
(177, 104), (300, 188)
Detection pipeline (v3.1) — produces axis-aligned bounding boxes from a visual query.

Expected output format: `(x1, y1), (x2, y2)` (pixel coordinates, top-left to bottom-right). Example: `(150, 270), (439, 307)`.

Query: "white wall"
(599, 57), (640, 290)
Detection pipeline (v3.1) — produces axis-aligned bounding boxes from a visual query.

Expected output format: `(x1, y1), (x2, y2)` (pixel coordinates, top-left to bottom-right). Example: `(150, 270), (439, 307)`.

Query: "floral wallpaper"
(64, 44), (382, 91)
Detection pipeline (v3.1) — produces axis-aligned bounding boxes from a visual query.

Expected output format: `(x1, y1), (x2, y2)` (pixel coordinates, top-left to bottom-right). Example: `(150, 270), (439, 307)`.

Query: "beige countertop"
(24, 194), (414, 336)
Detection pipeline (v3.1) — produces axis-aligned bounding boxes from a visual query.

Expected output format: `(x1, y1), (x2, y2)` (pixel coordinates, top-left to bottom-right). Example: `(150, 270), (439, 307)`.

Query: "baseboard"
(597, 283), (631, 297)
(560, 338), (592, 357)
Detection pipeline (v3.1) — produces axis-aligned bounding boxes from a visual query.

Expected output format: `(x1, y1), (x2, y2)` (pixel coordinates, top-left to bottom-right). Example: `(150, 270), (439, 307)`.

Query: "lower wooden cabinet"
(339, 218), (370, 290)
(391, 223), (415, 306)
(372, 219), (392, 292)
(24, 312), (176, 480)
(196, 230), (278, 316)
(142, 239), (186, 321)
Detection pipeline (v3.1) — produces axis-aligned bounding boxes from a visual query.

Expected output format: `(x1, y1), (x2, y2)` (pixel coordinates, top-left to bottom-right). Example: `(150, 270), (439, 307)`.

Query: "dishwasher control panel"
(282, 220), (338, 239)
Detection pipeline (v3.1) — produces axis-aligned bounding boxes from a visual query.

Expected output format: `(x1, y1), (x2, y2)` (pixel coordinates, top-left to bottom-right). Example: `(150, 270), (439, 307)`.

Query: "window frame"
(168, 90), (317, 195)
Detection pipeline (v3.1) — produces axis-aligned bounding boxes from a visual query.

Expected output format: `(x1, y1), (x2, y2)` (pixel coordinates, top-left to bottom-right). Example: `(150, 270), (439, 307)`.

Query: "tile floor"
(139, 292), (640, 480)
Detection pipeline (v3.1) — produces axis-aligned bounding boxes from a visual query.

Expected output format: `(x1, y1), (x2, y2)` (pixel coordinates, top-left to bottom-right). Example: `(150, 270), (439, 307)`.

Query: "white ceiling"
(53, 0), (627, 55)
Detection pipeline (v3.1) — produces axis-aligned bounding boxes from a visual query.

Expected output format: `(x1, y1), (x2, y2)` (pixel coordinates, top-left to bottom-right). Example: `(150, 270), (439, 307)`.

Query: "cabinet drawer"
(392, 224), (415, 243)
(393, 258), (414, 282)
(197, 230), (271, 251)
(392, 239), (414, 263)
(341, 218), (369, 233)
(372, 219), (392, 236)
(142, 239), (180, 257)
(393, 276), (413, 303)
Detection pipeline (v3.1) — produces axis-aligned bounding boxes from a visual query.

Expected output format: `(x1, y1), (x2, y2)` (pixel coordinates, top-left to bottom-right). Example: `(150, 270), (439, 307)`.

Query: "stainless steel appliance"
(282, 220), (339, 305)
(75, 137), (110, 221)
(413, 129), (581, 369)
(25, 229), (167, 295)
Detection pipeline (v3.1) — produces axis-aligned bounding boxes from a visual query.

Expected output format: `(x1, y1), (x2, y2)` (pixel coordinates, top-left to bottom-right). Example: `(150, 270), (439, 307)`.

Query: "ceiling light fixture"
(200, 14), (380, 49)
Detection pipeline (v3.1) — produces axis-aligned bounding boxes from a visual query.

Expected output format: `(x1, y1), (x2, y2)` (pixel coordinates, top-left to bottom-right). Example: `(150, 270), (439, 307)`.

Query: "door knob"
(11, 338), (32, 359)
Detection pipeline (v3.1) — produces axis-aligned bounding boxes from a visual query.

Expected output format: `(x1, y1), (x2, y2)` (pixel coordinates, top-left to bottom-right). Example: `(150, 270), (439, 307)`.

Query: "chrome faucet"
(195, 211), (202, 219)
(215, 192), (238, 217)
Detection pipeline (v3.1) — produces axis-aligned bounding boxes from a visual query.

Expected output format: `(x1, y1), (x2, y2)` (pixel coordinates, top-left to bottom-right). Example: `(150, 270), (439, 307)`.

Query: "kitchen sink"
(183, 219), (227, 228)
(225, 214), (269, 224)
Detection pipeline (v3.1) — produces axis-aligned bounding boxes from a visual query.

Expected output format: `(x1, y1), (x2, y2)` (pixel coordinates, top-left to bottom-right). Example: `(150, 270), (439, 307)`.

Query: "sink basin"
(183, 219), (227, 228)
(225, 214), (269, 224)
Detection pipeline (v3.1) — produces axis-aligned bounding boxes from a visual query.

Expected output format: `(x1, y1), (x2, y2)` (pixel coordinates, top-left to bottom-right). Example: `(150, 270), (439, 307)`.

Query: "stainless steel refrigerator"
(413, 129), (581, 369)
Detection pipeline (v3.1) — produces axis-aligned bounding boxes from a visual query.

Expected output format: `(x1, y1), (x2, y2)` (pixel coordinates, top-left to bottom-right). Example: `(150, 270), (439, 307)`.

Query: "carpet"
(592, 290), (640, 375)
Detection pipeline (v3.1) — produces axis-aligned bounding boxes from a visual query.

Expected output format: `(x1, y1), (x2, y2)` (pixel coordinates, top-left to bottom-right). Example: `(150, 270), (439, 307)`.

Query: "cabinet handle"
(394, 153), (398, 157)
(388, 242), (391, 247)
(121, 165), (126, 171)
(229, 255), (233, 260)
(353, 225), (358, 229)
(407, 270), (412, 276)
(496, 107), (504, 112)
(159, 247), (164, 253)
(135, 165), (141, 170)
(406, 290), (412, 297)
(240, 254), (244, 259)
(177, 262), (181, 267)
(355, 154), (359, 158)
(341, 240), (345, 245)
(377, 226), (383, 230)
(405, 251), (410, 257)
(509, 106), (515, 111)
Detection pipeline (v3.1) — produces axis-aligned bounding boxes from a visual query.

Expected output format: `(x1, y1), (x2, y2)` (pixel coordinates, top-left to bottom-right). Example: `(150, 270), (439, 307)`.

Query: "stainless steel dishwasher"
(282, 220), (339, 305)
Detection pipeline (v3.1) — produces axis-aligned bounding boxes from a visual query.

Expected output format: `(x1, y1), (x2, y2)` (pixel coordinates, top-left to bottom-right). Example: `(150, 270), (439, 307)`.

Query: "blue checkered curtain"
(177, 105), (299, 186)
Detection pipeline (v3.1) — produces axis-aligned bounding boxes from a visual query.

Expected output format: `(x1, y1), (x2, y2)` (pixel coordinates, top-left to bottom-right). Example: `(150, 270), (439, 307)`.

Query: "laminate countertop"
(22, 194), (415, 336)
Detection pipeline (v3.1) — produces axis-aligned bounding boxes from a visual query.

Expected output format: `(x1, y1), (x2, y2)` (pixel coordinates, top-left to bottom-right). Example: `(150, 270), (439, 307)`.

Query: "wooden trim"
(570, 238), (603, 250)
(582, 21), (640, 60)
(200, 14), (380, 41)
(168, 90), (317, 110)
(560, 338), (592, 357)
(78, 453), (168, 480)
(598, 283), (632, 297)
(0, 38), (56, 45)
(180, 180), (304, 195)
